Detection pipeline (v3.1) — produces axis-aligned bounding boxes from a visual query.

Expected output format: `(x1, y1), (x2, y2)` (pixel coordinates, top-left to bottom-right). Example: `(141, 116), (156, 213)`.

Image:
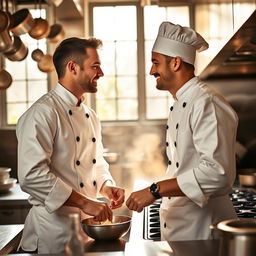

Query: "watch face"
(150, 183), (157, 192)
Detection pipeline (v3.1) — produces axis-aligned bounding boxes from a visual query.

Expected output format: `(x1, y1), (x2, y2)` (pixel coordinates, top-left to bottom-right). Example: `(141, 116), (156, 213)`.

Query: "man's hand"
(64, 190), (113, 222)
(101, 182), (125, 209)
(80, 197), (113, 222)
(126, 187), (155, 212)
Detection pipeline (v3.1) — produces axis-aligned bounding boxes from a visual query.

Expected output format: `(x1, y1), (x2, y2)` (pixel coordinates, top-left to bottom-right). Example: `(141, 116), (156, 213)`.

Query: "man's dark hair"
(53, 37), (102, 78)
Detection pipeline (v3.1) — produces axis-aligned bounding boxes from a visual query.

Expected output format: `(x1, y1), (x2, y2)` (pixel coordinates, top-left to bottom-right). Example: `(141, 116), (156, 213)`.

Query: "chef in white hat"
(127, 22), (238, 241)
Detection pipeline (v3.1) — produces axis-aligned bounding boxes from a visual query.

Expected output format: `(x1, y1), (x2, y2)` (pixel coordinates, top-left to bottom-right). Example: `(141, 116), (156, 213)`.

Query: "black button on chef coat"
(174, 141), (177, 147)
(170, 106), (173, 111)
(93, 180), (96, 186)
(76, 136), (80, 142)
(166, 142), (169, 147)
(168, 160), (172, 165)
(76, 160), (80, 166)
(68, 110), (72, 115)
(86, 113), (90, 118)
(92, 159), (96, 164)
(168, 197), (171, 200)
(164, 222), (167, 228)
(176, 162), (179, 168)
(176, 123), (179, 129)
(92, 137), (96, 142)
(80, 182), (84, 188)
(166, 125), (169, 130)
(183, 102), (187, 108)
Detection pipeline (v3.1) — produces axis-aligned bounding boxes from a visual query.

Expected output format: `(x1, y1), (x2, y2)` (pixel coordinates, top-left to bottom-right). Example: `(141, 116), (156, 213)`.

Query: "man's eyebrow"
(151, 58), (158, 62)
(92, 61), (101, 65)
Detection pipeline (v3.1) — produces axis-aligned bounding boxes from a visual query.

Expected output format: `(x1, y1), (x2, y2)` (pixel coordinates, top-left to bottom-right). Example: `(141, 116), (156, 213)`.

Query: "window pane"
(7, 103), (27, 125)
(96, 99), (116, 120)
(93, 5), (138, 121)
(117, 99), (138, 120)
(93, 6), (136, 40)
(116, 41), (137, 75)
(6, 81), (26, 102)
(28, 80), (47, 102)
(117, 76), (137, 97)
(5, 61), (26, 80)
(99, 42), (116, 76)
(97, 76), (116, 99)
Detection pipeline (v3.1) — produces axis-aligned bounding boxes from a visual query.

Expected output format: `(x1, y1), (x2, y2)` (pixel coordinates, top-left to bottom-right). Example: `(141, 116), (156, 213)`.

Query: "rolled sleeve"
(45, 177), (72, 213)
(177, 169), (208, 207)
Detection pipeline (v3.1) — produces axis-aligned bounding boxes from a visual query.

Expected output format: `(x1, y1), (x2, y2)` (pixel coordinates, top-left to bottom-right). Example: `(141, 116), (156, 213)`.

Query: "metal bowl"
(81, 215), (131, 240)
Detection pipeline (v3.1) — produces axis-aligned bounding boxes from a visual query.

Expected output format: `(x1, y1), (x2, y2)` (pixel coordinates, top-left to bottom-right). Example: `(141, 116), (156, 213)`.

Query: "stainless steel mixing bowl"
(81, 215), (131, 240)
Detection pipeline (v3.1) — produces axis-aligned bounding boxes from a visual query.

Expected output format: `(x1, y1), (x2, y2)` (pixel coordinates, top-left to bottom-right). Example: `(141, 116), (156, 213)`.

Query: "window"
(1, 8), (48, 126)
(91, 3), (190, 121)
(93, 5), (138, 121)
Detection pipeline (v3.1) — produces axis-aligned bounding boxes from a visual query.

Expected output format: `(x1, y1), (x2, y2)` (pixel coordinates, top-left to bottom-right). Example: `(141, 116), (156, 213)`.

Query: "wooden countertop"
(0, 224), (23, 254)
(0, 184), (29, 207)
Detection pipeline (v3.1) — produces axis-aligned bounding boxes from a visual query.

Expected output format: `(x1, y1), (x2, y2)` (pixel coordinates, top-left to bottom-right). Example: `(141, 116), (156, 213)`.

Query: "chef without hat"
(152, 22), (209, 65)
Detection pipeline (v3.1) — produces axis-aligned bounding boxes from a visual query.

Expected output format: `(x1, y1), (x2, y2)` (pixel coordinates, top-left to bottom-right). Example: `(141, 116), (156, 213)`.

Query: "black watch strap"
(149, 183), (161, 199)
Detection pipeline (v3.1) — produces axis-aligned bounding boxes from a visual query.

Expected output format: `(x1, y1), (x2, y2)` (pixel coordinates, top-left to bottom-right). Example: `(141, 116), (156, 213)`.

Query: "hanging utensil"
(37, 54), (55, 73)
(31, 40), (44, 62)
(0, 10), (13, 52)
(4, 35), (28, 61)
(29, 0), (50, 40)
(0, 57), (12, 90)
(47, 5), (64, 43)
(10, 8), (34, 36)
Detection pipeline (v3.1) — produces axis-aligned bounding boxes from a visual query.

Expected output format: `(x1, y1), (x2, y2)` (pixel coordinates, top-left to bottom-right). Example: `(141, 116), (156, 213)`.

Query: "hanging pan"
(10, 8), (34, 36)
(0, 10), (13, 52)
(0, 58), (12, 90)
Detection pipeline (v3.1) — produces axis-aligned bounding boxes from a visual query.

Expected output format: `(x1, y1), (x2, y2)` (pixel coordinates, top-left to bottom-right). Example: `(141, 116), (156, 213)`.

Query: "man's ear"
(67, 61), (76, 74)
(170, 57), (182, 72)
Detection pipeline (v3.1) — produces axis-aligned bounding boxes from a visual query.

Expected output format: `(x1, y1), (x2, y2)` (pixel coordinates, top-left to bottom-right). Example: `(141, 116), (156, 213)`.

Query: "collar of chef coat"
(175, 76), (199, 101)
(55, 83), (86, 108)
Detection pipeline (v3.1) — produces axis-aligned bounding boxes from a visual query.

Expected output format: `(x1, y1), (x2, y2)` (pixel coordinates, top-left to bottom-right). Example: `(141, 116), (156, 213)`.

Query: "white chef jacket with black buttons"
(16, 83), (115, 253)
(160, 77), (238, 241)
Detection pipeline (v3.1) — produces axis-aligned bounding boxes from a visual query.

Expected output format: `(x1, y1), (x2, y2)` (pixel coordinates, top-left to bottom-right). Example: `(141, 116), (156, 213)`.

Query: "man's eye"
(92, 66), (100, 70)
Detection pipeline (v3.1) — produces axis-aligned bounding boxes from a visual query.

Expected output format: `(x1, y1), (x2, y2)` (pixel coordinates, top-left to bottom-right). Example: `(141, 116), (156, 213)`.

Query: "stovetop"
(143, 188), (256, 241)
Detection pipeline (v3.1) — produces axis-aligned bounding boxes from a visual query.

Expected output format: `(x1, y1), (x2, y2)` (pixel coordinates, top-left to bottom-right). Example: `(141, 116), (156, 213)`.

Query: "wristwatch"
(149, 183), (161, 199)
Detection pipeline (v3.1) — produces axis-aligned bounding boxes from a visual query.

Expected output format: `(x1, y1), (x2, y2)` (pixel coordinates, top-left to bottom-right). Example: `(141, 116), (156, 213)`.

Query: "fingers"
(109, 187), (125, 209)
(93, 202), (113, 222)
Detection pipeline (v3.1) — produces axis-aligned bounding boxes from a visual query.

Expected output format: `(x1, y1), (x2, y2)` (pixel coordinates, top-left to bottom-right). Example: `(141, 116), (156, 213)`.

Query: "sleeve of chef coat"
(16, 104), (72, 213)
(93, 114), (116, 196)
(177, 96), (238, 208)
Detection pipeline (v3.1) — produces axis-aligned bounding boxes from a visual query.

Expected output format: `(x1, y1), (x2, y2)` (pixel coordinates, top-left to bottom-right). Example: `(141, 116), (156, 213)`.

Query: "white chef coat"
(160, 77), (238, 241)
(16, 83), (115, 253)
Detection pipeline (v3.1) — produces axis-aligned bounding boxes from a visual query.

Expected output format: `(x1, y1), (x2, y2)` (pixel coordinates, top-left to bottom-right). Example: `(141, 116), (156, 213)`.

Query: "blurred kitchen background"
(0, 0), (256, 200)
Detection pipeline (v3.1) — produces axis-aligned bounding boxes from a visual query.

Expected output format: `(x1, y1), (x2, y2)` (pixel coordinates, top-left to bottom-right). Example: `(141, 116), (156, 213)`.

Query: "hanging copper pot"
(0, 68), (12, 90)
(29, 17), (50, 40)
(31, 48), (44, 62)
(4, 35), (28, 61)
(37, 54), (55, 73)
(10, 8), (34, 36)
(0, 10), (13, 52)
(47, 23), (65, 43)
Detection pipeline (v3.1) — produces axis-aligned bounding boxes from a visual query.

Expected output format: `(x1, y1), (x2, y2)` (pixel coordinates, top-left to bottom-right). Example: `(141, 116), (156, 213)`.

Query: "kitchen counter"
(1, 239), (220, 256)
(0, 224), (23, 254)
(0, 184), (29, 207)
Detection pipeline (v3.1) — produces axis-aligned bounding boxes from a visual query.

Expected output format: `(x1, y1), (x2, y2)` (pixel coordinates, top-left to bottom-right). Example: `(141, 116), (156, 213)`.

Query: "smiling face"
(76, 47), (104, 93)
(150, 52), (174, 92)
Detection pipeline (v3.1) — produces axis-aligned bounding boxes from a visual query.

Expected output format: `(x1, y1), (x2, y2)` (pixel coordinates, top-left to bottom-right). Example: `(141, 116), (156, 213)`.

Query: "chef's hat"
(152, 22), (209, 65)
